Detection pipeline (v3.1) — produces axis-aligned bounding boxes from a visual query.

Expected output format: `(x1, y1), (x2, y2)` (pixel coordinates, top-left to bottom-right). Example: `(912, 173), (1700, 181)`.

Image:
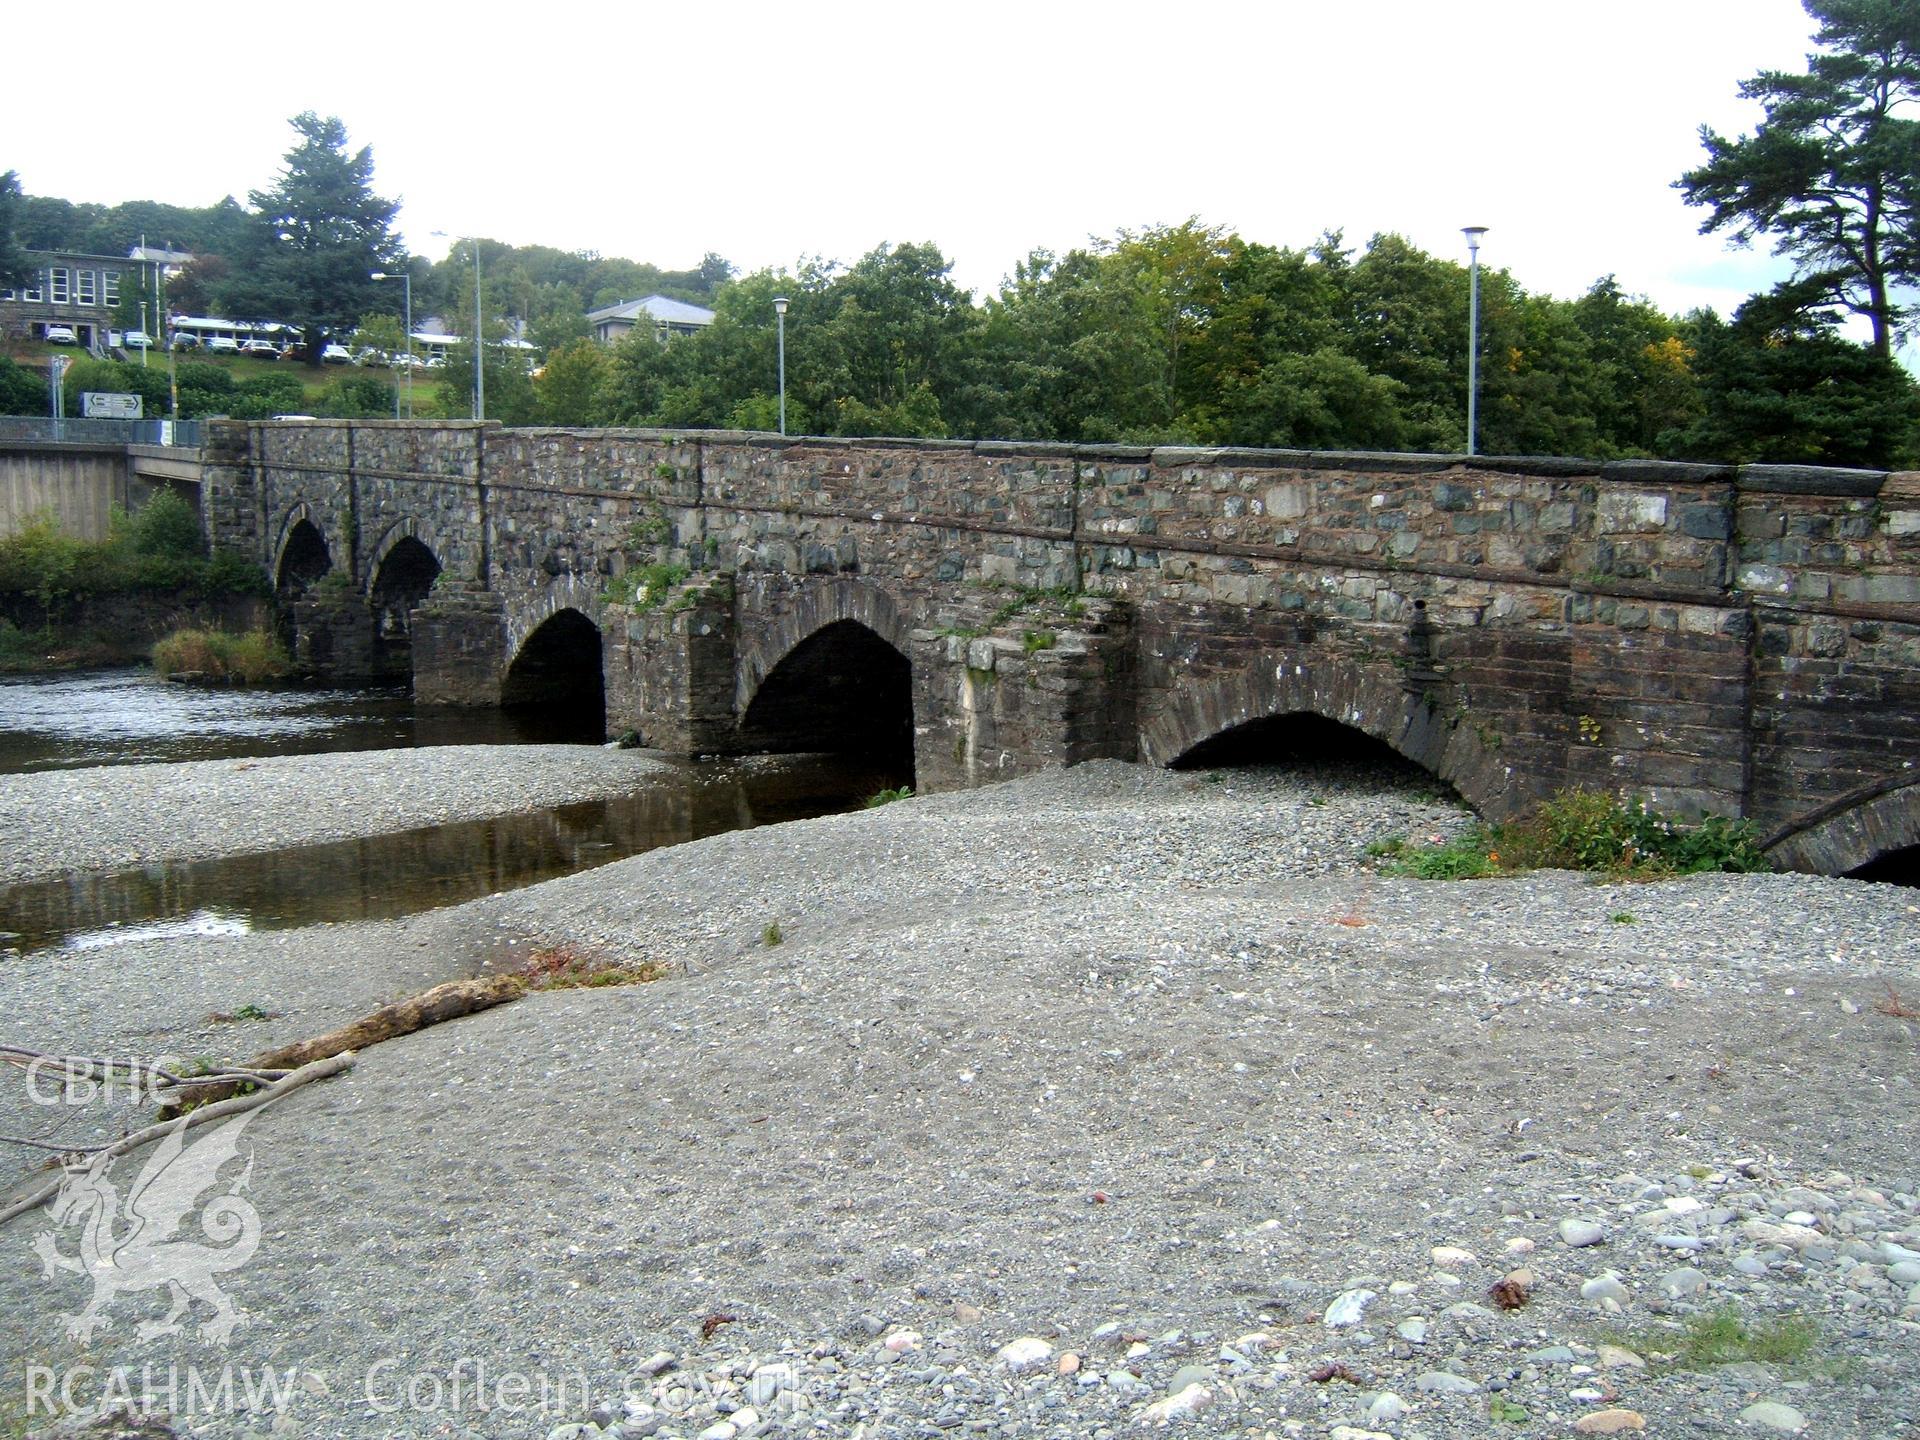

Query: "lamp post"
(370, 269), (413, 419)
(431, 232), (484, 420)
(471, 242), (484, 422)
(772, 296), (789, 436)
(1462, 226), (1488, 458)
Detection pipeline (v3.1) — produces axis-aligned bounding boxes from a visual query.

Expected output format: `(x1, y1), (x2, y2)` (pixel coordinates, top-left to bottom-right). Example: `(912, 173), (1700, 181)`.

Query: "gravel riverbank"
(2, 756), (1918, 1440)
(0, 746), (668, 885)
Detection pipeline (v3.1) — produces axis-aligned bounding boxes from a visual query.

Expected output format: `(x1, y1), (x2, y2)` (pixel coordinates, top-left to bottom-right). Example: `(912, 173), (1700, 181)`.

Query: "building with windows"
(587, 294), (715, 346)
(0, 249), (136, 349)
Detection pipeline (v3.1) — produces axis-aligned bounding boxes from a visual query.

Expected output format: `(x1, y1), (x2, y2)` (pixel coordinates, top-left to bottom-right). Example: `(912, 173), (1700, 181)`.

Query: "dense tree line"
(520, 224), (1916, 468)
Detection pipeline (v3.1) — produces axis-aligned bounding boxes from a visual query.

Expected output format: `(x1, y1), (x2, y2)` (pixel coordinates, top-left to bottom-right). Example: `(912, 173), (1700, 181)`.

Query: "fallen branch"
(0, 1045), (289, 1093)
(0, 1051), (355, 1227)
(161, 974), (525, 1115)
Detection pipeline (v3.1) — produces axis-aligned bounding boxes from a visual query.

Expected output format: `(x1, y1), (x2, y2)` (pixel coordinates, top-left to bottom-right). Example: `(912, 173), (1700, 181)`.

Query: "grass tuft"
(151, 627), (291, 684)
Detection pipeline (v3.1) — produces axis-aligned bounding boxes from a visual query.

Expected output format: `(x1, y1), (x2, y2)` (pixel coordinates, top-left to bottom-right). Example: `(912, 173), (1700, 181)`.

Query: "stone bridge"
(199, 419), (1920, 875)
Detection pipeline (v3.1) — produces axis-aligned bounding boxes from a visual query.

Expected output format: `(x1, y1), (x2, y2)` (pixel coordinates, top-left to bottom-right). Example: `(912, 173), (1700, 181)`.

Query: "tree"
(0, 171), (30, 290)
(1668, 283), (1918, 465)
(535, 338), (611, 426)
(1678, 0), (1920, 356)
(217, 113), (401, 360)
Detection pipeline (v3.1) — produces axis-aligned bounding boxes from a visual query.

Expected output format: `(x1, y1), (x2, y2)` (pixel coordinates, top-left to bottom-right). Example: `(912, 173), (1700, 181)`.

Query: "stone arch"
(271, 503), (334, 596)
(500, 602), (606, 737)
(1761, 773), (1920, 876)
(737, 581), (916, 778)
(735, 578), (912, 716)
(1139, 656), (1512, 818)
(505, 573), (606, 666)
(367, 521), (444, 683)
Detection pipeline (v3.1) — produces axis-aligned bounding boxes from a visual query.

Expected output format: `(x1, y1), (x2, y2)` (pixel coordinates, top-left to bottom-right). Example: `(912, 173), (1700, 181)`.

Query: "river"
(0, 669), (907, 955)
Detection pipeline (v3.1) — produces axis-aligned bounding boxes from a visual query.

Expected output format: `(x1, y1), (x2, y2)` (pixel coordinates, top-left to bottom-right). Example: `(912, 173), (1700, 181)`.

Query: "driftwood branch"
(0, 1051), (355, 1227)
(0, 1045), (289, 1093)
(160, 974), (524, 1114)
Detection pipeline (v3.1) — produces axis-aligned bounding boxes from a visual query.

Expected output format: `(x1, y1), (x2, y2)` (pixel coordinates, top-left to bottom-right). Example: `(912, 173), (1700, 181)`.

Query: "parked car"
(320, 343), (353, 365)
(204, 336), (241, 355)
(124, 330), (152, 349)
(238, 339), (281, 358)
(44, 325), (77, 345)
(171, 333), (198, 351)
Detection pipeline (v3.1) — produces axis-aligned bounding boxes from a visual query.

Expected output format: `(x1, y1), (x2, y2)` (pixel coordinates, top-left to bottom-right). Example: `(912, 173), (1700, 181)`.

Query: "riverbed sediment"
(3, 754), (1917, 1440)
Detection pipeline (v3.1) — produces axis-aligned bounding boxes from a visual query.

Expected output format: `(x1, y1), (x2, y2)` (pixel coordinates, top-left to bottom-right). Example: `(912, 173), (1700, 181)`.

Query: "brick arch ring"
(270, 501), (335, 591)
(1136, 655), (1511, 818)
(735, 578), (913, 716)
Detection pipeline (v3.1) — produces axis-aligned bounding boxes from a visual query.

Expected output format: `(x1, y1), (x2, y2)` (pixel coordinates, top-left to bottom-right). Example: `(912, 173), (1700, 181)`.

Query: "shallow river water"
(0, 669), (903, 955)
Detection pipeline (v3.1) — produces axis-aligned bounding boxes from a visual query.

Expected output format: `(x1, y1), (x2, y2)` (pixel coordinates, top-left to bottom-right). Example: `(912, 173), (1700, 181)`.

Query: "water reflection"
(0, 756), (894, 956)
(0, 668), (599, 773)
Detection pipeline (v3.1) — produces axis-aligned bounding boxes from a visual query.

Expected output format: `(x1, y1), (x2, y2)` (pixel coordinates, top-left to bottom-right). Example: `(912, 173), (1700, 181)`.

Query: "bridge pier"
(412, 591), (509, 707)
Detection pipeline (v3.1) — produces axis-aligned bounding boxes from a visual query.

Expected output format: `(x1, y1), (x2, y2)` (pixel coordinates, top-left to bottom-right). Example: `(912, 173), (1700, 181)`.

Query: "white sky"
(10, 0), (1890, 354)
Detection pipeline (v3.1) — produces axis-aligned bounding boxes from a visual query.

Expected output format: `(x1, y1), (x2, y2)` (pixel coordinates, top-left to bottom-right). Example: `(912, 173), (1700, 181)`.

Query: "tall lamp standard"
(1462, 226), (1489, 457)
(772, 296), (789, 436)
(370, 269), (413, 419)
(431, 232), (484, 420)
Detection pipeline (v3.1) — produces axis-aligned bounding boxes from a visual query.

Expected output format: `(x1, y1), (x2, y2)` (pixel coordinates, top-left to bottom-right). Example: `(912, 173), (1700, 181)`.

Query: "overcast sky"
(9, 0), (1883, 350)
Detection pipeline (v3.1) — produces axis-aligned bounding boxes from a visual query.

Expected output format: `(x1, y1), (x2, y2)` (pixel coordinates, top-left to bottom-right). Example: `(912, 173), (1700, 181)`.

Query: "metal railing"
(0, 416), (204, 447)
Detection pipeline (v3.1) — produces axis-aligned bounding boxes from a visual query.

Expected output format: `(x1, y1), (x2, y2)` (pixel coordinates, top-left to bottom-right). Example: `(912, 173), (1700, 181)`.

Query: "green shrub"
(1389, 789), (1770, 880)
(127, 491), (206, 561)
(865, 786), (914, 808)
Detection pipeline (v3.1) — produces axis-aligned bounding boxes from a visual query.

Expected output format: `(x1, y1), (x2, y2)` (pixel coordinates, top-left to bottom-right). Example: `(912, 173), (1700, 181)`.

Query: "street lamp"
(1462, 226), (1488, 458)
(431, 232), (484, 421)
(772, 295), (789, 436)
(370, 269), (413, 419)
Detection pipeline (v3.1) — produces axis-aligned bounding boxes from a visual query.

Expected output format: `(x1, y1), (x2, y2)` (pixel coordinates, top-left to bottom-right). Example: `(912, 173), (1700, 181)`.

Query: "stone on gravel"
(1739, 1401), (1810, 1433)
(1325, 1288), (1376, 1326)
(1574, 1410), (1648, 1434)
(1138, 1383), (1212, 1423)
(1366, 1391), (1407, 1425)
(995, 1337), (1054, 1372)
(1560, 1218), (1609, 1247)
(1414, 1370), (1479, 1394)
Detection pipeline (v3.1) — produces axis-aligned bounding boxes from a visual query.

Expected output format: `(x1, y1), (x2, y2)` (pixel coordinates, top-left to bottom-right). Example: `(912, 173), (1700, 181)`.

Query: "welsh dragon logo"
(33, 1111), (262, 1344)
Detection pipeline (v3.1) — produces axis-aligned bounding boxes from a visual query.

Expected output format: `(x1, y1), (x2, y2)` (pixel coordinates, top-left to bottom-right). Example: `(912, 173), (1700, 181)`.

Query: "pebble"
(994, 1337), (1054, 1373)
(1739, 1400), (1810, 1433)
(1574, 1410), (1648, 1434)
(1325, 1288), (1377, 1326)
(1366, 1392), (1407, 1425)
(1395, 1318), (1429, 1344)
(1561, 1218), (1609, 1247)
(1596, 1344), (1645, 1370)
(1138, 1383), (1212, 1423)
(1414, 1370), (1479, 1394)
(1582, 1274), (1632, 1303)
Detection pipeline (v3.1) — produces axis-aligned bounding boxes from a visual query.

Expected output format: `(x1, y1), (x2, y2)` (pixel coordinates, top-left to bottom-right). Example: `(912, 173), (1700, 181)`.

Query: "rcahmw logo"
(25, 1363), (300, 1417)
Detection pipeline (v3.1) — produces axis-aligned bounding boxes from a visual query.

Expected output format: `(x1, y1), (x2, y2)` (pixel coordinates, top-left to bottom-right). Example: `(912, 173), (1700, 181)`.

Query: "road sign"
(82, 392), (143, 419)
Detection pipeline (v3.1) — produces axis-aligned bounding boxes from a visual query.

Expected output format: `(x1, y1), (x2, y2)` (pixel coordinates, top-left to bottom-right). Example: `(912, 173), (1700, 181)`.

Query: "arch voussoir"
(1142, 655), (1507, 816)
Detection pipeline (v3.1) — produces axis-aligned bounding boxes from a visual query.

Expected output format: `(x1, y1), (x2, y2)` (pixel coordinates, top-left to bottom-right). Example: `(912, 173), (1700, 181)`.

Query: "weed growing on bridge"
(604, 561), (690, 611)
(762, 922), (784, 947)
(1022, 629), (1055, 653)
(1386, 789), (1769, 881)
(865, 786), (914, 807)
